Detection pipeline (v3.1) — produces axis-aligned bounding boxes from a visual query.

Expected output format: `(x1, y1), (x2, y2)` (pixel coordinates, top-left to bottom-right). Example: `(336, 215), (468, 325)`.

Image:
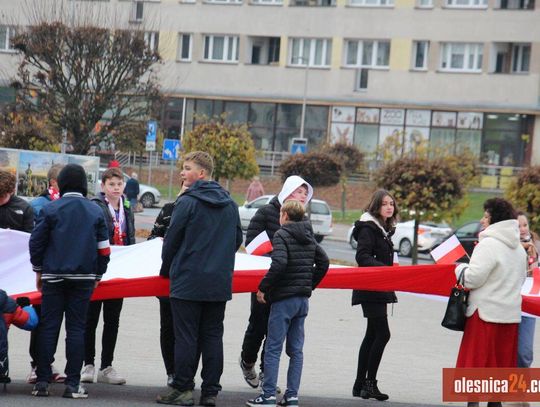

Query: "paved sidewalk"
(8, 289), (537, 406)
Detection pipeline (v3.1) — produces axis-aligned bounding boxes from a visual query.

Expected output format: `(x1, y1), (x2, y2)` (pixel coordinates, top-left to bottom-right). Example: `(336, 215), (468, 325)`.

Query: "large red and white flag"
(430, 234), (467, 264)
(245, 231), (273, 256)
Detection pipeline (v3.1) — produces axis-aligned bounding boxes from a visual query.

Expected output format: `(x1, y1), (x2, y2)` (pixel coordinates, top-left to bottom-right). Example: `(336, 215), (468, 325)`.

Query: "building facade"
(0, 0), (539, 172)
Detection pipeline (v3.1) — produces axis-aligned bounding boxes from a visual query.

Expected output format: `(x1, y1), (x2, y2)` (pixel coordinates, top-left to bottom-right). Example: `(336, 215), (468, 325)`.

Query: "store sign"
(380, 109), (405, 125)
(356, 108), (380, 124)
(432, 111), (457, 128)
(457, 112), (483, 129)
(406, 110), (431, 127)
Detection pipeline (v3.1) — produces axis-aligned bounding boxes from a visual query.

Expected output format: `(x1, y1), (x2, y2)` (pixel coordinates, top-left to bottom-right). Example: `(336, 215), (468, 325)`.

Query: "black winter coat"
(245, 196), (281, 248)
(352, 219), (398, 305)
(0, 195), (34, 232)
(92, 193), (136, 246)
(259, 221), (329, 304)
(161, 180), (243, 302)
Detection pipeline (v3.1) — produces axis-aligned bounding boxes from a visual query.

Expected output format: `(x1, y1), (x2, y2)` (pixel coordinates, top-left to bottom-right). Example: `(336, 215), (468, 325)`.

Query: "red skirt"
(456, 310), (519, 368)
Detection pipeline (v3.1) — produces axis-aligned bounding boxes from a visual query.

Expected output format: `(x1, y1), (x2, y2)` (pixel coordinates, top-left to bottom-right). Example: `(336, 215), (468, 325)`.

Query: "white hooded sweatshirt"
(277, 175), (313, 205)
(455, 219), (526, 323)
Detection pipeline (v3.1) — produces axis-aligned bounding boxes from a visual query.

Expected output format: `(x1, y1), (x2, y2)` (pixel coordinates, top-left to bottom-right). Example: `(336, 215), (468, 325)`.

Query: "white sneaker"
(97, 366), (126, 385)
(80, 364), (95, 383)
(26, 367), (37, 384)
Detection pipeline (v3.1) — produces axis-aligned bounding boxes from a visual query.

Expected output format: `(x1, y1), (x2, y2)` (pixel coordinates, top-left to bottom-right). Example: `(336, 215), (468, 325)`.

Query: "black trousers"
(84, 299), (123, 369)
(158, 297), (175, 375)
(29, 304), (60, 368)
(240, 293), (270, 371)
(355, 312), (391, 386)
(170, 298), (226, 396)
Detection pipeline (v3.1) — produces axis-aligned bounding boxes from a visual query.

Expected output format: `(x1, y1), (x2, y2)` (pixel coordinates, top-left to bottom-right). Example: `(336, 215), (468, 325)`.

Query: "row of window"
(132, 0), (534, 8)
(177, 34), (532, 74)
(0, 25), (531, 75)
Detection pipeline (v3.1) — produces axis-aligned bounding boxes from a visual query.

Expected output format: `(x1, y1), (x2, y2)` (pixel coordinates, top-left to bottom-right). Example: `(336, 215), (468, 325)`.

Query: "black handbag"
(441, 268), (469, 331)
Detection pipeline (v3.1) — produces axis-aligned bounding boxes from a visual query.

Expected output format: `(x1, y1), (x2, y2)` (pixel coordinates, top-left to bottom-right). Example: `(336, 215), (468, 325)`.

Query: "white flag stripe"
(430, 234), (462, 261)
(245, 231), (271, 255)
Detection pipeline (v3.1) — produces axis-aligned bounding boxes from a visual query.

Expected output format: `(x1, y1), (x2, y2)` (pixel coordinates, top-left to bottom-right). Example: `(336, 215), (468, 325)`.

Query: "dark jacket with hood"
(161, 180), (243, 302)
(92, 192), (136, 246)
(0, 195), (34, 232)
(259, 221), (329, 304)
(245, 196), (281, 248)
(352, 213), (398, 305)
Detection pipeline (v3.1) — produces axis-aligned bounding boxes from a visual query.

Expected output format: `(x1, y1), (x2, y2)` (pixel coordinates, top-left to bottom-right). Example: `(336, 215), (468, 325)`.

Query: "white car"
(238, 195), (333, 243)
(96, 168), (161, 208)
(347, 219), (452, 257)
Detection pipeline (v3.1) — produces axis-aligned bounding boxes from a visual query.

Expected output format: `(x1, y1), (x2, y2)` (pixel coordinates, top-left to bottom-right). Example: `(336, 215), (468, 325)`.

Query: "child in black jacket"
(247, 200), (329, 407)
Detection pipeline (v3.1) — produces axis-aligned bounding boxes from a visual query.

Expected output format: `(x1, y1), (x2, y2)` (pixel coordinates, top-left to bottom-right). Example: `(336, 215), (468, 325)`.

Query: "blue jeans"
(263, 296), (309, 399)
(37, 280), (94, 387)
(518, 316), (536, 368)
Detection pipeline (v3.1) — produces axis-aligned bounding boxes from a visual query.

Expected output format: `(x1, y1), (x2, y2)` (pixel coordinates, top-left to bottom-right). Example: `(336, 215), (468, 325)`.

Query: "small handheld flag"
(430, 234), (467, 264)
(245, 231), (273, 256)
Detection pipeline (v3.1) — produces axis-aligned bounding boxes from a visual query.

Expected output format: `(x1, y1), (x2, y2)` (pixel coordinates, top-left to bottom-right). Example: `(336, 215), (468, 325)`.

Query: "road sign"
(162, 139), (181, 161)
(290, 138), (308, 155)
(146, 120), (157, 151)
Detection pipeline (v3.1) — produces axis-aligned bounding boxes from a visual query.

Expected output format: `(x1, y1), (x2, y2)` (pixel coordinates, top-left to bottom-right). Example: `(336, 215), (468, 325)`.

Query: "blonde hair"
(281, 200), (305, 222)
(184, 151), (214, 177)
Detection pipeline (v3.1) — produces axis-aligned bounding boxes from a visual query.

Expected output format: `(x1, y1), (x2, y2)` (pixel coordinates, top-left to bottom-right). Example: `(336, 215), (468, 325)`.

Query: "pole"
(168, 159), (174, 200)
(299, 57), (310, 140)
(61, 128), (67, 154)
(148, 151), (152, 185)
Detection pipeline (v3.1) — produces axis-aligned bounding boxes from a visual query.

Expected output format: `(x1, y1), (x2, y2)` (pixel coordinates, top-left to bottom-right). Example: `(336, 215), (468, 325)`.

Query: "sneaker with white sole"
(51, 364), (66, 383)
(239, 356), (259, 388)
(80, 364), (95, 383)
(246, 394), (277, 406)
(27, 367), (37, 384)
(32, 381), (49, 397)
(97, 366), (126, 385)
(277, 396), (299, 406)
(63, 384), (89, 399)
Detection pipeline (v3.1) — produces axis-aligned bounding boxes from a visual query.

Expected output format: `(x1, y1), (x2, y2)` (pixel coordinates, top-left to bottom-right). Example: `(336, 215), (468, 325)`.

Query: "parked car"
(347, 219), (452, 257)
(454, 220), (481, 257)
(238, 195), (333, 243)
(95, 168), (161, 208)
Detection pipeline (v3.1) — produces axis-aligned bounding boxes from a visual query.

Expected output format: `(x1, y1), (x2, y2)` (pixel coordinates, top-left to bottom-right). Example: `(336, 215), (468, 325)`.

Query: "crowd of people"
(0, 151), (537, 407)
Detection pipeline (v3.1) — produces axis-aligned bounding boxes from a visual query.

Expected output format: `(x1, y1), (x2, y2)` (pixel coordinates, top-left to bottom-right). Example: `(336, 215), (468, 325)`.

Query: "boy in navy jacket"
(29, 164), (110, 399)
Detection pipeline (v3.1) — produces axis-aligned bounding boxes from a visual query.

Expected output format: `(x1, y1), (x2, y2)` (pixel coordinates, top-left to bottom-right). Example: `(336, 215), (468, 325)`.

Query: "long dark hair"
(366, 189), (399, 232)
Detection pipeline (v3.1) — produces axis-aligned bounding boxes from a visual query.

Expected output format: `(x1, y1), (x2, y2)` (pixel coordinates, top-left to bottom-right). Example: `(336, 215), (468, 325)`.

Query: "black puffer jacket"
(352, 217), (398, 305)
(245, 196), (281, 248)
(259, 221), (329, 304)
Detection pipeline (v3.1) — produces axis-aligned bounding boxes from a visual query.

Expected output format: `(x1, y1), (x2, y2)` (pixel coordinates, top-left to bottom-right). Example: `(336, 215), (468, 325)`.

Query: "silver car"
(238, 195), (333, 243)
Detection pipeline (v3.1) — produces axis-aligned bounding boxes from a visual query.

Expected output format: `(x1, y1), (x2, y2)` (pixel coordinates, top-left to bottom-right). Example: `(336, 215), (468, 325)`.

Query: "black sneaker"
(200, 394), (217, 406)
(63, 384), (89, 399)
(278, 396), (299, 406)
(32, 381), (49, 397)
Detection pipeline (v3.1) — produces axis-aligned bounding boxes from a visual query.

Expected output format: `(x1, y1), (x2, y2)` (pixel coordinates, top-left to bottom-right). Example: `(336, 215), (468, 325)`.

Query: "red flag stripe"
(435, 244), (467, 265)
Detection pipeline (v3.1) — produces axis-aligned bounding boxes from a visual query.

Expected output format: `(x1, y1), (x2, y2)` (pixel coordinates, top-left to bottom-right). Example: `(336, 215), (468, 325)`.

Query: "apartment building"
(0, 0), (538, 175)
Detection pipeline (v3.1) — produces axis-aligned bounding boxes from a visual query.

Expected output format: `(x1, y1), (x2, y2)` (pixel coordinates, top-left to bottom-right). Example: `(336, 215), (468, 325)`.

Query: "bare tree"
(10, 1), (162, 154)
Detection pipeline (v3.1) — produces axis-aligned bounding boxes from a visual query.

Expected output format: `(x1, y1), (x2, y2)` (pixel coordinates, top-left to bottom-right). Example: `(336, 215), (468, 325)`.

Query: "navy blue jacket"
(29, 193), (111, 281)
(124, 178), (140, 201)
(161, 180), (243, 302)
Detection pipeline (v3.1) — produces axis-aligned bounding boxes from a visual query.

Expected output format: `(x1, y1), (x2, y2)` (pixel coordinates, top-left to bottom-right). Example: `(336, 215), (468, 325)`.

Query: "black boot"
(352, 379), (364, 397)
(360, 379), (389, 401)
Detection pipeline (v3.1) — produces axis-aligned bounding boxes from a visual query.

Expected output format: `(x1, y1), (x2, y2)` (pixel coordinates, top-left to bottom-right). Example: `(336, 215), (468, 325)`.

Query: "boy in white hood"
(239, 175), (313, 390)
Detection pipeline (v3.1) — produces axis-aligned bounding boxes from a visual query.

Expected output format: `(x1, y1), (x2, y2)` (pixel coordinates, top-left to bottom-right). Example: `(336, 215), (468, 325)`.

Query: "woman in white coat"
(454, 198), (526, 407)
